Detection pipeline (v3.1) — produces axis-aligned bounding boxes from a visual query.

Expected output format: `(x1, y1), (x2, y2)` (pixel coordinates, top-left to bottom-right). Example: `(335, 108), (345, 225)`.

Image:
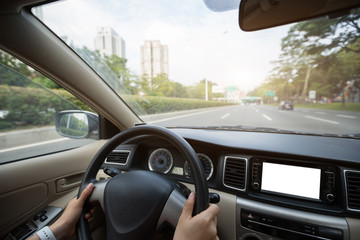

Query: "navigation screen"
(261, 162), (321, 199)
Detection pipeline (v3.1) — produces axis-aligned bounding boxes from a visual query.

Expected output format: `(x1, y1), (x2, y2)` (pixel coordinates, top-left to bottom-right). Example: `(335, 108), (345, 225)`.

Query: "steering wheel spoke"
(156, 189), (186, 229)
(88, 180), (108, 211)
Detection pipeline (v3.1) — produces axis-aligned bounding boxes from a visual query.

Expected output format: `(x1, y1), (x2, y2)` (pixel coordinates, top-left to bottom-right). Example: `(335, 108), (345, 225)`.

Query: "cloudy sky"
(38, 0), (291, 92)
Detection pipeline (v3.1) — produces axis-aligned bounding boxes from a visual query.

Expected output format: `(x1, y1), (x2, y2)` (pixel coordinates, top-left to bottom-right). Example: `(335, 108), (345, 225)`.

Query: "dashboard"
(101, 128), (360, 240)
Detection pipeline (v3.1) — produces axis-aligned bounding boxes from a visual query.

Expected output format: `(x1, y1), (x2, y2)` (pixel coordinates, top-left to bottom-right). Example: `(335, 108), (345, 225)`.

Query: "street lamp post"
(205, 78), (208, 101)
(286, 78), (293, 101)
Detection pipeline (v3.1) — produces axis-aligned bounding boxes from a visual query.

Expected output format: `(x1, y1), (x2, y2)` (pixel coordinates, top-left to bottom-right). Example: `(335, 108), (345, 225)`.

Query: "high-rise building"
(141, 40), (168, 79)
(94, 27), (125, 58)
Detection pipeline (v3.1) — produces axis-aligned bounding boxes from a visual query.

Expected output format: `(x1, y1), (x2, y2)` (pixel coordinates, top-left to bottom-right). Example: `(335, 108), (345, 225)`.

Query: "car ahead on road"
(278, 101), (294, 110)
(1, 0), (360, 240)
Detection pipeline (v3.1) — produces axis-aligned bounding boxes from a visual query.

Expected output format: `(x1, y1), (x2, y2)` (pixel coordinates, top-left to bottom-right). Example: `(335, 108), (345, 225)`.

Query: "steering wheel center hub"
(104, 171), (174, 239)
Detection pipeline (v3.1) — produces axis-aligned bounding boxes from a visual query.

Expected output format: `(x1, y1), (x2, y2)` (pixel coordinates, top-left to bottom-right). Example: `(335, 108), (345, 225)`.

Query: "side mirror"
(55, 111), (99, 139)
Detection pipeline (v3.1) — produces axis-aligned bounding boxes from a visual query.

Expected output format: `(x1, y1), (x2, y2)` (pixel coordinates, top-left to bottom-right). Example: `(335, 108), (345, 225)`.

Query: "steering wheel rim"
(76, 125), (209, 240)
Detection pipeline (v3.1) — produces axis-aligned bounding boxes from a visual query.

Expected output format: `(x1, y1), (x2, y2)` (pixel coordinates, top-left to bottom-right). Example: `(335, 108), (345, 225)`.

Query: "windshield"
(34, 0), (360, 136)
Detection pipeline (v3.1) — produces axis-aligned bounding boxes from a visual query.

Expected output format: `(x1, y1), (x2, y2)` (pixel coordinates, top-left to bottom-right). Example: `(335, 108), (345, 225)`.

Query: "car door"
(0, 53), (105, 239)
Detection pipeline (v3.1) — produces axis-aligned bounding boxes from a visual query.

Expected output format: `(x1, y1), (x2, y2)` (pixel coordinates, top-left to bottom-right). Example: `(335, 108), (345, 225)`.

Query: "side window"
(0, 50), (97, 164)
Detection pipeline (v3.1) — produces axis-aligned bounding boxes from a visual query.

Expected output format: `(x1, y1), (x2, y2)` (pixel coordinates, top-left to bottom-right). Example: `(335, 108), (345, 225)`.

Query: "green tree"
(136, 74), (151, 95)
(150, 73), (172, 96)
(297, 8), (360, 54)
(104, 54), (130, 86)
(30, 74), (62, 89)
(0, 50), (32, 79)
(1, 49), (62, 89)
(187, 79), (219, 100)
(171, 82), (188, 98)
(252, 9), (360, 104)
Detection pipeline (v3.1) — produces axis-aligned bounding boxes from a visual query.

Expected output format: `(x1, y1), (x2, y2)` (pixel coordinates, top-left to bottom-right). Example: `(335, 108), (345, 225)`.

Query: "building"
(141, 40), (168, 79)
(94, 27), (125, 58)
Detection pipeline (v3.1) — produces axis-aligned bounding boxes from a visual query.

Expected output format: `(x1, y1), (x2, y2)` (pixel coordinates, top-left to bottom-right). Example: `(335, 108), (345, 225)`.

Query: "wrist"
(49, 221), (69, 240)
(36, 226), (56, 240)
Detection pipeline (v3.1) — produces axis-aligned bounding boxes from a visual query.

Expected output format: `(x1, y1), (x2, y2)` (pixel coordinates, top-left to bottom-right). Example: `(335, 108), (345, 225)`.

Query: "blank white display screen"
(261, 162), (321, 199)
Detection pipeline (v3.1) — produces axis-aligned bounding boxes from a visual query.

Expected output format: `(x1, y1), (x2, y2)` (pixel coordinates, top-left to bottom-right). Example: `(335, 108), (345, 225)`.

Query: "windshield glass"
(34, 0), (360, 136)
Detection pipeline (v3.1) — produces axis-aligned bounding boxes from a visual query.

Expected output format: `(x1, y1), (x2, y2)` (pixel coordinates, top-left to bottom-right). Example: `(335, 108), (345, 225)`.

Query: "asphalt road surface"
(148, 105), (360, 135)
(0, 138), (95, 164)
(1, 105), (359, 164)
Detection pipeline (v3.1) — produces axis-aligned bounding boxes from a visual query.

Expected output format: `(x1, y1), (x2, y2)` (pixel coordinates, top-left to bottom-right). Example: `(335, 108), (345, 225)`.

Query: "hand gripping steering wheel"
(76, 125), (209, 240)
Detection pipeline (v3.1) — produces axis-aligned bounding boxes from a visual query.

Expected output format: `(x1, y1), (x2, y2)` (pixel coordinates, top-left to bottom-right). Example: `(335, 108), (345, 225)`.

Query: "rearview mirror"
(239, 0), (360, 31)
(56, 111), (99, 139)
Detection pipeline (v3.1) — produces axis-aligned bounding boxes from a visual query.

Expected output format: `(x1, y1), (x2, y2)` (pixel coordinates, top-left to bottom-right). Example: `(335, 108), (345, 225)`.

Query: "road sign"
(212, 85), (225, 93)
(226, 86), (238, 92)
(309, 90), (316, 99)
(266, 91), (275, 96)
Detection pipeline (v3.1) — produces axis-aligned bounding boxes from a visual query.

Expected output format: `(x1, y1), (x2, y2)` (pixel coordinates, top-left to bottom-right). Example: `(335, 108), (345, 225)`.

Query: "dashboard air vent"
(346, 171), (360, 210)
(223, 156), (247, 191)
(105, 150), (130, 165)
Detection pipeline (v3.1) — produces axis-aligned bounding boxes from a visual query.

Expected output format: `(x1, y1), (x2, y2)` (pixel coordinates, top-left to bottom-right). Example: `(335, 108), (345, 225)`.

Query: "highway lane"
(150, 105), (360, 135)
(1, 105), (359, 164)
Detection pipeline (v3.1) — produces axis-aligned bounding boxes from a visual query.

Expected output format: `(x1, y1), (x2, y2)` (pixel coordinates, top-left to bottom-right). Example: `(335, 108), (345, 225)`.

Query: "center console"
(249, 158), (337, 204)
(236, 198), (349, 240)
(240, 209), (342, 240)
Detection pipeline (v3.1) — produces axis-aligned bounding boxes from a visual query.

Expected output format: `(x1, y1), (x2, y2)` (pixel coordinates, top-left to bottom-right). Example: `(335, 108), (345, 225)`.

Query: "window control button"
(40, 215), (48, 222)
(33, 210), (47, 221)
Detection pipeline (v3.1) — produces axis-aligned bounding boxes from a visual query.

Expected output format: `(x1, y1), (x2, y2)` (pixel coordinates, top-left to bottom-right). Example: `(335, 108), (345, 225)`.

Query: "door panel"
(0, 183), (47, 228)
(0, 140), (106, 236)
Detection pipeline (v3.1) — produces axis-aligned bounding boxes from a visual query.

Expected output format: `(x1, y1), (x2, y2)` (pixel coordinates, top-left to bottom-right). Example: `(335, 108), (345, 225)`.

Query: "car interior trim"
(345, 217), (360, 240)
(183, 183), (237, 240)
(222, 156), (248, 191)
(236, 197), (350, 239)
(343, 169), (360, 212)
(88, 180), (108, 212)
(156, 189), (186, 229)
(104, 150), (131, 166)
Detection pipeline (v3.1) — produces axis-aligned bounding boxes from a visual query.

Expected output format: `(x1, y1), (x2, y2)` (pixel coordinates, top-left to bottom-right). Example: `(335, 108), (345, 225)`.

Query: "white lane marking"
(315, 112), (326, 115)
(221, 113), (231, 119)
(262, 114), (272, 121)
(305, 115), (339, 125)
(336, 114), (357, 119)
(255, 109), (259, 113)
(0, 138), (67, 153)
(147, 108), (220, 124)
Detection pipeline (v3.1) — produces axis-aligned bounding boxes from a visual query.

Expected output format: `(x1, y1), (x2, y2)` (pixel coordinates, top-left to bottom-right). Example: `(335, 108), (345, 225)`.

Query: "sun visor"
(202, 0), (240, 12)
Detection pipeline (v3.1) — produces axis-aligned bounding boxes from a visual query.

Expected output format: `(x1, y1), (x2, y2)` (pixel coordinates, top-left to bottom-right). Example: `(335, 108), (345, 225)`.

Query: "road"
(1, 105), (359, 163)
(147, 105), (360, 135)
(0, 138), (95, 163)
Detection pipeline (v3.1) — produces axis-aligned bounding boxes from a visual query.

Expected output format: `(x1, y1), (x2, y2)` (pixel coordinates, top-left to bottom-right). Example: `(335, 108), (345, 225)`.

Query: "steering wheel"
(76, 125), (209, 240)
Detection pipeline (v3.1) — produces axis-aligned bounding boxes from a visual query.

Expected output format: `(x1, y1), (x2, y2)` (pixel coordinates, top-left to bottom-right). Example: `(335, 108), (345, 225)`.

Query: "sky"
(37, 0), (291, 93)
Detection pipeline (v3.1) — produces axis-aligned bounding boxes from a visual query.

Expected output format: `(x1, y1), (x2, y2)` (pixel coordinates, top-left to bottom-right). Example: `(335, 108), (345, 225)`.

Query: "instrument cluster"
(148, 148), (215, 181)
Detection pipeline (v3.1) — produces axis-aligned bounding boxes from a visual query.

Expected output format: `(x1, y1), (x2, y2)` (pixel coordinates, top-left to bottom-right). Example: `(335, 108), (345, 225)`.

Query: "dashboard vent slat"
(223, 156), (247, 191)
(346, 171), (360, 210)
(105, 150), (130, 165)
